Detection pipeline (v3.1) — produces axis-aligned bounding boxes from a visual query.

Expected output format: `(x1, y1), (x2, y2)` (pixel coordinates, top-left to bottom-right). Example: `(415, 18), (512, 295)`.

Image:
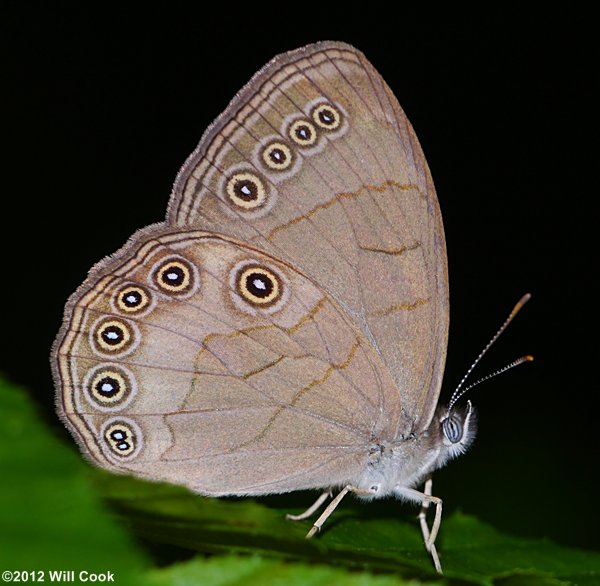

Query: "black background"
(4, 7), (598, 553)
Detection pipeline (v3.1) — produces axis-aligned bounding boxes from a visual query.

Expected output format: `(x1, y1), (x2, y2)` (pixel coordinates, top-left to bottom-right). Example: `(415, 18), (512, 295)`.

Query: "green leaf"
(95, 463), (600, 585)
(146, 555), (439, 586)
(0, 376), (148, 582)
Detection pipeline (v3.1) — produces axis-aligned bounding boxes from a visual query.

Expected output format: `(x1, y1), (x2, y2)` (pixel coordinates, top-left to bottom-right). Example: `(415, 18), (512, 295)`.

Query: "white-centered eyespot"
(261, 141), (294, 171)
(229, 260), (290, 314)
(151, 255), (198, 297)
(113, 283), (153, 316)
(236, 265), (281, 306)
(288, 119), (318, 146)
(311, 103), (342, 131)
(225, 172), (267, 209)
(83, 363), (137, 412)
(100, 417), (142, 460)
(90, 317), (139, 357)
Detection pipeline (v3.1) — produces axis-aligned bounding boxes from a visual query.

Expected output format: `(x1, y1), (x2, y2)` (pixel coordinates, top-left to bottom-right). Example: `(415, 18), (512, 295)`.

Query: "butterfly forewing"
(168, 42), (448, 433)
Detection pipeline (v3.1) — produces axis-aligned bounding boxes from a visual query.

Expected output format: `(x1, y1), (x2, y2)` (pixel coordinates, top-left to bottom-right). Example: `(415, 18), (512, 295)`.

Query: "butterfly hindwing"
(53, 227), (403, 494)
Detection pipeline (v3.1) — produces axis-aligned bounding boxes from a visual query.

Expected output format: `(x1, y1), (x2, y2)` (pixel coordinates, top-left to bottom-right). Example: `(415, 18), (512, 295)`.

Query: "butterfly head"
(435, 400), (477, 464)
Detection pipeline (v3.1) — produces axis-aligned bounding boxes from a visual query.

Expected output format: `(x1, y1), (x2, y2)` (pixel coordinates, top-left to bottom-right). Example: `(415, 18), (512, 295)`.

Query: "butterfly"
(52, 41), (482, 573)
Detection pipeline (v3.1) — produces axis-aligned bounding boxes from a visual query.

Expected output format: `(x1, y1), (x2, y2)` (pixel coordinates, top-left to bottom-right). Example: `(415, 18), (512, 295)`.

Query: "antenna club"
(525, 355), (535, 362)
(511, 293), (532, 316)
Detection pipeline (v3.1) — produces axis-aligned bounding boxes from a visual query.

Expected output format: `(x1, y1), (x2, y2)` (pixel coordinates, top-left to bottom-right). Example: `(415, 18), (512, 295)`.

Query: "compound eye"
(442, 415), (463, 444)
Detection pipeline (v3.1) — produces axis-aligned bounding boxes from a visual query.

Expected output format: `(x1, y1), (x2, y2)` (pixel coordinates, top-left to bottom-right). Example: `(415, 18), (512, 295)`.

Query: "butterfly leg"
(417, 477), (434, 545)
(286, 491), (332, 521)
(417, 477), (442, 574)
(305, 485), (375, 538)
(395, 484), (443, 574)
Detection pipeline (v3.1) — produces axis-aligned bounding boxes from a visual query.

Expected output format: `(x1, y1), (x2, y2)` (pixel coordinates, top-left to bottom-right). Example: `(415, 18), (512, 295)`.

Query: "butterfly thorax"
(352, 403), (477, 500)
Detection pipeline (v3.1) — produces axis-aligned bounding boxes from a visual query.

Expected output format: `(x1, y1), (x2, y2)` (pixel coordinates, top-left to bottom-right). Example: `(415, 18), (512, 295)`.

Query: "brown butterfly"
(53, 41), (484, 573)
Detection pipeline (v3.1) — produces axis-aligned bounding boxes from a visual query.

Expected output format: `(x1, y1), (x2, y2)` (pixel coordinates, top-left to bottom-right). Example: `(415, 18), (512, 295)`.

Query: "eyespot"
(229, 260), (289, 314)
(100, 417), (142, 460)
(83, 364), (137, 411)
(288, 119), (318, 146)
(151, 256), (198, 297)
(225, 172), (267, 209)
(442, 415), (463, 444)
(236, 265), (281, 306)
(91, 317), (138, 357)
(312, 103), (342, 131)
(261, 141), (294, 171)
(113, 283), (153, 316)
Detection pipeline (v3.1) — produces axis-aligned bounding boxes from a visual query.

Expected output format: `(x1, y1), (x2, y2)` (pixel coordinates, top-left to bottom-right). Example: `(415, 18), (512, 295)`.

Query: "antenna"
(448, 293), (533, 412)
